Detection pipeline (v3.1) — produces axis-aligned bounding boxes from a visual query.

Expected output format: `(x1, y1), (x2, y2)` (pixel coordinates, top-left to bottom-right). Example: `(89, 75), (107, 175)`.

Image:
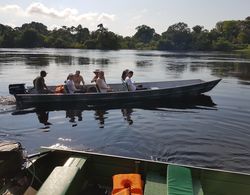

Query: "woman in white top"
(96, 71), (112, 93)
(66, 74), (78, 94)
(125, 71), (137, 91)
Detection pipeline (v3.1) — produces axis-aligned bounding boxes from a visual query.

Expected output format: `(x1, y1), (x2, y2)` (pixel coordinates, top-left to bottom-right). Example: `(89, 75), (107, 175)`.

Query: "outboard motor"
(9, 84), (26, 95)
(0, 141), (25, 179)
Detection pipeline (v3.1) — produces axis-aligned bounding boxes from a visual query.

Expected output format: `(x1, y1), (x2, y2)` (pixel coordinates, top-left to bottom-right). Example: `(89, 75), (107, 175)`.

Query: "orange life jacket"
(112, 174), (143, 195)
(54, 85), (64, 93)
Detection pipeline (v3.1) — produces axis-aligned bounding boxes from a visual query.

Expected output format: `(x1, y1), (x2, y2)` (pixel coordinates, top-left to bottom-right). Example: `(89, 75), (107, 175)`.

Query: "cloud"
(0, 4), (23, 14)
(26, 2), (78, 19)
(26, 2), (115, 22)
(0, 2), (115, 23)
(98, 13), (115, 22)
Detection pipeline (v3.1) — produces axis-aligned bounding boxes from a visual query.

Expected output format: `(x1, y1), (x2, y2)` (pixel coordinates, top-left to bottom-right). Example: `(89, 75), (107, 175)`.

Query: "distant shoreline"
(0, 17), (249, 52)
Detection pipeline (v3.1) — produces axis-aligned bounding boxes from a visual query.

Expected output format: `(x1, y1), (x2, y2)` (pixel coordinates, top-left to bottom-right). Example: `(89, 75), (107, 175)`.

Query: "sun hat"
(93, 69), (100, 73)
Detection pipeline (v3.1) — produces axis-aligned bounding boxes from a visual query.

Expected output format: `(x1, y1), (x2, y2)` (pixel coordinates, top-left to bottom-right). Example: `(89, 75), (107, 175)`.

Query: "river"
(0, 48), (250, 173)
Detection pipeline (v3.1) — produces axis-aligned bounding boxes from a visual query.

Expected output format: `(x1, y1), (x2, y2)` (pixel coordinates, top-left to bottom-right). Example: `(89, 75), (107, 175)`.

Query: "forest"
(0, 17), (250, 51)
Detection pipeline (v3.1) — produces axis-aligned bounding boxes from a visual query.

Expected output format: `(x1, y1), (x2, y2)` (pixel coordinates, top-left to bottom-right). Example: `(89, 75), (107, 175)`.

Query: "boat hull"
(13, 79), (221, 108)
(26, 148), (250, 195)
(1, 143), (250, 195)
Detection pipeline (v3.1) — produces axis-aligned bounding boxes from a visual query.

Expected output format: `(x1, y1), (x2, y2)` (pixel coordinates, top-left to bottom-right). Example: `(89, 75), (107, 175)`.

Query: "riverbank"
(235, 44), (250, 56)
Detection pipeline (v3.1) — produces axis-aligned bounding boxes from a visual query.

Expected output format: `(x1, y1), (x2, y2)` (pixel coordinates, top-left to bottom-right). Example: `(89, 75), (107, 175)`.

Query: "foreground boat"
(1, 141), (250, 195)
(9, 79), (221, 108)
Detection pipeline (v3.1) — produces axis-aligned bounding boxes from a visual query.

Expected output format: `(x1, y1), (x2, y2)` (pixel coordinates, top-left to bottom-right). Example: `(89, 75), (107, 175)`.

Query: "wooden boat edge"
(39, 145), (250, 177)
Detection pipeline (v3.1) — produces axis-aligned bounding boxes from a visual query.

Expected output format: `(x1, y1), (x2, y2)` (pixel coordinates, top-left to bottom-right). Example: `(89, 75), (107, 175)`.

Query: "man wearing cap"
(33, 70), (50, 93)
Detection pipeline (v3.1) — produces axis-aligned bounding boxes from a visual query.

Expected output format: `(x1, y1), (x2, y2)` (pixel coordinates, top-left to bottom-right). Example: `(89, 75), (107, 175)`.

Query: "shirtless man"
(73, 70), (85, 90)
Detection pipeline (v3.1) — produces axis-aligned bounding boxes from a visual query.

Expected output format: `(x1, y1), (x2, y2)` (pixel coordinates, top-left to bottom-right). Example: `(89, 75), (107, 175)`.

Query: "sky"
(0, 0), (249, 36)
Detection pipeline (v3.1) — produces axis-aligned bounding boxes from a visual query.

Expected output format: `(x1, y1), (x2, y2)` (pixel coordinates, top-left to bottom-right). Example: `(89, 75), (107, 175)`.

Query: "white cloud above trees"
(0, 2), (115, 24)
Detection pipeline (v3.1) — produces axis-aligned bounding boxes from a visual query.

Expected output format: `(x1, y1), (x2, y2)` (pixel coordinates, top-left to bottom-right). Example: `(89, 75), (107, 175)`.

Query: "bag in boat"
(54, 85), (64, 93)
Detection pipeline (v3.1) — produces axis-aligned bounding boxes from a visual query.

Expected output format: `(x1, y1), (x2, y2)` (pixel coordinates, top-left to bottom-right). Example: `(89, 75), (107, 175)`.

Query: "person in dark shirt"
(33, 70), (51, 93)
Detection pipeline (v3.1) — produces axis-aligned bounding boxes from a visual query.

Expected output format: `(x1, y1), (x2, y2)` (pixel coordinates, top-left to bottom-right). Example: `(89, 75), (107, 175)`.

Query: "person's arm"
(42, 78), (48, 89)
(91, 76), (97, 83)
(44, 83), (48, 89)
(80, 76), (85, 85)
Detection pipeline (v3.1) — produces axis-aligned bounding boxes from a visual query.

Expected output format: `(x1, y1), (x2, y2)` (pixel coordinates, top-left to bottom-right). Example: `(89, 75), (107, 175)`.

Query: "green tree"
(133, 25), (155, 43)
(161, 22), (192, 50)
(84, 39), (97, 49)
(20, 29), (43, 48)
(0, 24), (16, 47)
(192, 25), (204, 34)
(191, 26), (212, 50)
(75, 25), (90, 43)
(212, 38), (233, 51)
(20, 22), (48, 35)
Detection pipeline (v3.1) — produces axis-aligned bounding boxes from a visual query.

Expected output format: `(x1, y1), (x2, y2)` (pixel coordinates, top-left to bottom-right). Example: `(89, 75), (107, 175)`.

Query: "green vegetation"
(0, 17), (250, 52)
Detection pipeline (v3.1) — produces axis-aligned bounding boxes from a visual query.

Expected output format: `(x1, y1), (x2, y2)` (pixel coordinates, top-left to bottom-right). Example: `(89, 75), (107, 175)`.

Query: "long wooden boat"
(9, 79), (221, 108)
(1, 141), (250, 195)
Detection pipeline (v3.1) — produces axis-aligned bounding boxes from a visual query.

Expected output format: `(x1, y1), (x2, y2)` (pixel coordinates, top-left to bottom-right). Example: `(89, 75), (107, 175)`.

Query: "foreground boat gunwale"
(39, 146), (250, 177)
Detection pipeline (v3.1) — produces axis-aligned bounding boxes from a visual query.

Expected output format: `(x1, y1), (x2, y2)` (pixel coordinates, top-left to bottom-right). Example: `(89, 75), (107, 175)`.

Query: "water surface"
(0, 48), (250, 173)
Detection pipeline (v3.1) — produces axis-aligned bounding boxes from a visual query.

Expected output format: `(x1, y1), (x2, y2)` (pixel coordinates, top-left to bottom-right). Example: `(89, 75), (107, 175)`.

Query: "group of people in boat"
(33, 69), (144, 94)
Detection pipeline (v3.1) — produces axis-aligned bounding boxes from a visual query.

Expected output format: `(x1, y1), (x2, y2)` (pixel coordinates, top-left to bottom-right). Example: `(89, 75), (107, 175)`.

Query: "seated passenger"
(121, 69), (129, 82)
(121, 69), (130, 91)
(66, 74), (78, 94)
(125, 71), (137, 91)
(96, 71), (112, 93)
(91, 69), (100, 83)
(73, 70), (86, 92)
(33, 70), (51, 94)
(125, 71), (145, 91)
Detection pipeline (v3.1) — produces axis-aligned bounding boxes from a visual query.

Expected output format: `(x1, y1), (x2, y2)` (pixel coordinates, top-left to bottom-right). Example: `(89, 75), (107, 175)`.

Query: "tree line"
(0, 17), (250, 51)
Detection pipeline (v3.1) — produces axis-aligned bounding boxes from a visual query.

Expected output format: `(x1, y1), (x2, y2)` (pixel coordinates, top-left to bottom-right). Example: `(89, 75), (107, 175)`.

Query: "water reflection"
(211, 62), (250, 81)
(55, 55), (74, 65)
(24, 54), (50, 66)
(53, 56), (109, 66)
(36, 110), (52, 130)
(136, 60), (153, 67)
(66, 109), (83, 126)
(1, 49), (250, 83)
(78, 57), (90, 65)
(121, 108), (133, 125)
(94, 58), (110, 65)
(136, 52), (249, 60)
(11, 95), (216, 128)
(166, 62), (187, 73)
(94, 110), (108, 128)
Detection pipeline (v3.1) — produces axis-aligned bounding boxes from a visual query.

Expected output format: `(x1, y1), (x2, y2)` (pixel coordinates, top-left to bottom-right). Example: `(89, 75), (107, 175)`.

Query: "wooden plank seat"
(37, 156), (87, 195)
(167, 164), (194, 195)
(144, 171), (167, 195)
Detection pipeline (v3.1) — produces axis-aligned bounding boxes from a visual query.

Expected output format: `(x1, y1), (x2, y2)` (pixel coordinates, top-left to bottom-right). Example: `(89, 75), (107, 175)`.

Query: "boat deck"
(25, 149), (250, 195)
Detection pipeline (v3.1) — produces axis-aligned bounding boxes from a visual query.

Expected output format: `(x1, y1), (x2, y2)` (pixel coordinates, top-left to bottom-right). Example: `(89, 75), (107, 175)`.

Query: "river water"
(1, 48), (250, 173)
